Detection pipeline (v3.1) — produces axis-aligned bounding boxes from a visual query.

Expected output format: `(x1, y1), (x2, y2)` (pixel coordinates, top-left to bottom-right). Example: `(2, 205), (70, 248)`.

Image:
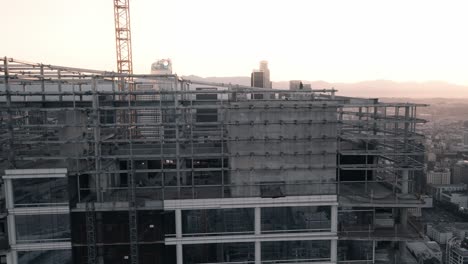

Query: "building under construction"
(0, 57), (429, 264)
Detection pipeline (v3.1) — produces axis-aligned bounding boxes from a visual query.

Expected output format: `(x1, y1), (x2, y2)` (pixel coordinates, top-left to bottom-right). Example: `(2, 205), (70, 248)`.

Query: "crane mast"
(113, 2), (138, 264)
(114, 0), (134, 90)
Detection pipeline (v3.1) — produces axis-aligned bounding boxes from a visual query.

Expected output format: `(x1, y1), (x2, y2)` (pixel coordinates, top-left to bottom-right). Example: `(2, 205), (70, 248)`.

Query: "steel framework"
(0, 58), (429, 263)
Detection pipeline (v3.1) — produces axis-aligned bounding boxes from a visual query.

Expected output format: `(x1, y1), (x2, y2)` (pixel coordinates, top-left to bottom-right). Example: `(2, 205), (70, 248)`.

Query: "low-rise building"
(447, 238), (468, 264)
(407, 241), (442, 263)
(427, 168), (451, 185)
(427, 224), (453, 244)
(428, 184), (467, 201)
(427, 223), (468, 245)
(440, 191), (468, 209)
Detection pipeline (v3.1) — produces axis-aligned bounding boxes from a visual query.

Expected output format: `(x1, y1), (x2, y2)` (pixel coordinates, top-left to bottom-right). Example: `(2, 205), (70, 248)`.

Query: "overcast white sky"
(2, 0), (468, 84)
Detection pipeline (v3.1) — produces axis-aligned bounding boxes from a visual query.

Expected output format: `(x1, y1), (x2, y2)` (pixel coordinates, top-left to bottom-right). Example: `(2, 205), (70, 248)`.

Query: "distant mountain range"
(183, 75), (468, 98)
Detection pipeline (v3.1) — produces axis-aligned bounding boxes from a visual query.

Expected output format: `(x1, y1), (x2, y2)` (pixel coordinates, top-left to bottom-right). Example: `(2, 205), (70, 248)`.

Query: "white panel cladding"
(164, 195), (338, 210)
(8, 206), (69, 215)
(165, 232), (338, 245)
(3, 168), (67, 179)
(12, 242), (72, 251)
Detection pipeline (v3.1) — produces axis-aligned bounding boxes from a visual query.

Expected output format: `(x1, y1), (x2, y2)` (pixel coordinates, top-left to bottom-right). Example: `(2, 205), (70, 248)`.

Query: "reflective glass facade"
(262, 206), (331, 232)
(182, 208), (254, 235)
(17, 249), (72, 264)
(184, 242), (255, 264)
(13, 177), (68, 206)
(16, 214), (70, 243)
(261, 240), (331, 263)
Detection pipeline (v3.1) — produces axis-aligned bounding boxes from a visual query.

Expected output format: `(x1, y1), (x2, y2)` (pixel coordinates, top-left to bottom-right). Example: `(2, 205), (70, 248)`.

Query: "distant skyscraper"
(251, 60), (272, 88)
(251, 71), (265, 88)
(259, 60), (271, 88)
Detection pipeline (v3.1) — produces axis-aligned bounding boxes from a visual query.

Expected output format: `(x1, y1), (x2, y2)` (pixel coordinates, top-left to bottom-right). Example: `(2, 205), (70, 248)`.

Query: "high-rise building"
(259, 60), (271, 89)
(251, 61), (272, 89)
(250, 71), (265, 88)
(453, 161), (468, 184)
(0, 57), (429, 264)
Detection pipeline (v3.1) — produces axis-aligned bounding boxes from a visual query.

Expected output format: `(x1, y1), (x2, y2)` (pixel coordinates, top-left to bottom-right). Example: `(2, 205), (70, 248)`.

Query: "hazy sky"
(2, 0), (468, 84)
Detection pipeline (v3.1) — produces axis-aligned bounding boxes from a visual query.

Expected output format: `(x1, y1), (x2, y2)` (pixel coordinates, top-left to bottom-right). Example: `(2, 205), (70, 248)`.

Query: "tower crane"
(113, 1), (139, 264)
(113, 0), (134, 90)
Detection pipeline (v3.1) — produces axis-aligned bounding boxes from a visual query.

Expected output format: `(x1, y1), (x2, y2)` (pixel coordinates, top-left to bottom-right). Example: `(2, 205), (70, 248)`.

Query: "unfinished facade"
(0, 57), (428, 264)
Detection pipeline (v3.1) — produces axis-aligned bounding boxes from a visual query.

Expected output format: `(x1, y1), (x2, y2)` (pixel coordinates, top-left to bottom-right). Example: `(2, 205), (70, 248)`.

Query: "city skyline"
(2, 0), (468, 85)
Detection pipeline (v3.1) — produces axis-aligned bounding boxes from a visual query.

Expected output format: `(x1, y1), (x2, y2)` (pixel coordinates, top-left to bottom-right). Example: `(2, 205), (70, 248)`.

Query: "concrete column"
(372, 240), (376, 264)
(176, 244), (183, 264)
(331, 239), (338, 262)
(254, 207), (261, 264)
(7, 214), (16, 245)
(331, 205), (338, 233)
(175, 209), (183, 264)
(4, 179), (13, 210)
(175, 209), (182, 238)
(255, 207), (261, 235)
(255, 241), (261, 264)
(7, 251), (17, 264)
(401, 170), (409, 194)
(400, 169), (409, 230)
(400, 208), (408, 229)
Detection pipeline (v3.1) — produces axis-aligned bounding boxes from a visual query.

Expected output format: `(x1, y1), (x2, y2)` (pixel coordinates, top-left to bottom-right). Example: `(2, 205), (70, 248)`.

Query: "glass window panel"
(17, 249), (71, 264)
(193, 171), (222, 185)
(13, 178), (68, 206)
(261, 240), (331, 263)
(262, 206), (331, 232)
(182, 208), (254, 235)
(184, 243), (254, 264)
(16, 214), (70, 243)
(163, 211), (176, 236)
(338, 240), (373, 261)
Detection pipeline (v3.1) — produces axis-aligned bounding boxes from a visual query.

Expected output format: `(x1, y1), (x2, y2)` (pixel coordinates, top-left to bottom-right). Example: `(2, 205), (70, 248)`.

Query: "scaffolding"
(0, 57), (428, 263)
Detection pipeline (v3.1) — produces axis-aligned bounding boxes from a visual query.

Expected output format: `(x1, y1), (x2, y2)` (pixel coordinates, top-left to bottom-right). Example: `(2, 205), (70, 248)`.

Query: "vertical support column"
(4, 179), (13, 210)
(331, 205), (338, 233)
(40, 64), (45, 102)
(176, 244), (183, 264)
(400, 169), (409, 231)
(7, 251), (17, 264)
(58, 69), (63, 102)
(7, 214), (16, 246)
(255, 207), (261, 235)
(175, 209), (183, 264)
(174, 78), (181, 197)
(175, 209), (182, 238)
(91, 77), (102, 202)
(4, 178), (16, 258)
(399, 169), (409, 260)
(331, 239), (337, 263)
(372, 240), (376, 264)
(255, 241), (261, 264)
(401, 169), (409, 195)
(4, 57), (15, 168)
(400, 207), (408, 229)
(255, 207), (261, 264)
